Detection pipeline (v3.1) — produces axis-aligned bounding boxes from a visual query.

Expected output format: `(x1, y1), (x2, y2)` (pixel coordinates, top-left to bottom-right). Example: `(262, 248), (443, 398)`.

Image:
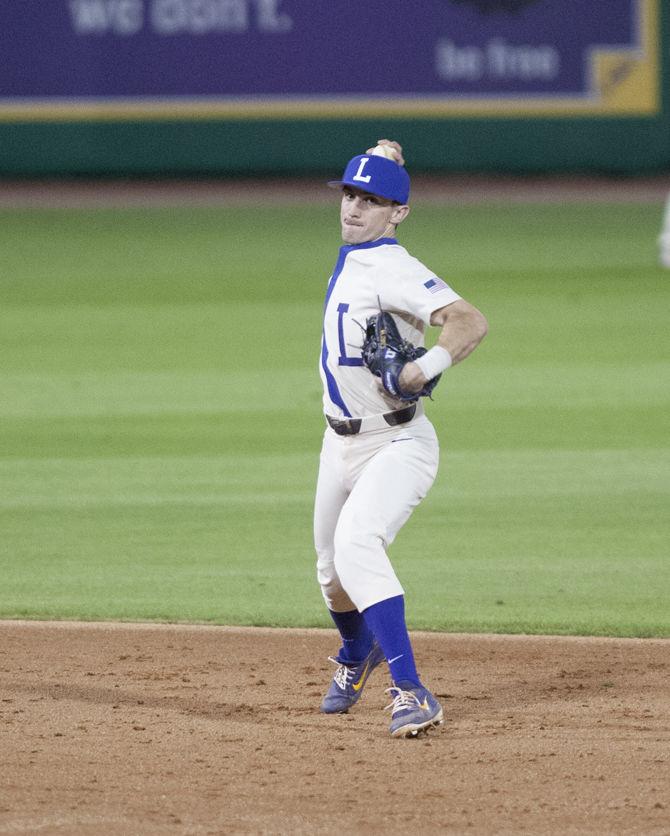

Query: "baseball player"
(315, 140), (488, 738)
(660, 190), (670, 268)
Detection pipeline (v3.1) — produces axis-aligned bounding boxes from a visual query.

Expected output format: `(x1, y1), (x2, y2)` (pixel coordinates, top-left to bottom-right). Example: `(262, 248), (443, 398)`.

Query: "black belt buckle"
(383, 403), (417, 426)
(327, 416), (362, 436)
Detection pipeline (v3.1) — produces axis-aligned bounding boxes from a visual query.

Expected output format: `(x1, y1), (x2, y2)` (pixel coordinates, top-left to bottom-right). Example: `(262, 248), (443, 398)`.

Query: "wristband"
(414, 345), (453, 380)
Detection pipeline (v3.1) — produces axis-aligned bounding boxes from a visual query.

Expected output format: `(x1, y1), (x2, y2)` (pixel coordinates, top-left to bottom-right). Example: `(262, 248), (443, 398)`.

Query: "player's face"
(340, 186), (401, 244)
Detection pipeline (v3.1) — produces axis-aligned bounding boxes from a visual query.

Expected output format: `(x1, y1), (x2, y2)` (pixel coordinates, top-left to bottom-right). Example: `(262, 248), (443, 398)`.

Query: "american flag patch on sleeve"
(424, 277), (450, 294)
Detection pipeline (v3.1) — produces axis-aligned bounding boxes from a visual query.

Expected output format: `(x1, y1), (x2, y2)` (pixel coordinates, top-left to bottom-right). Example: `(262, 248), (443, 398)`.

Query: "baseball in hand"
(370, 145), (399, 162)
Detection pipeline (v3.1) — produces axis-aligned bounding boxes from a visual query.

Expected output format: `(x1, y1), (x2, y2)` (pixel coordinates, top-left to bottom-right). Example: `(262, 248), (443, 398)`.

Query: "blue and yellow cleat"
(385, 683), (443, 738)
(320, 641), (386, 714)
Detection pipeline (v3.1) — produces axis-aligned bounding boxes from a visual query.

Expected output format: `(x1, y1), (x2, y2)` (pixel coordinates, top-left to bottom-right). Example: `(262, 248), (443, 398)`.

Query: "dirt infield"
(1, 622), (668, 835)
(0, 174), (668, 208)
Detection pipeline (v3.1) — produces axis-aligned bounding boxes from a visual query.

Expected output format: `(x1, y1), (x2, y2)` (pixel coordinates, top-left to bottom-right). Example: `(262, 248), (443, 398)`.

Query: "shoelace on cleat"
(328, 656), (355, 690)
(384, 686), (422, 715)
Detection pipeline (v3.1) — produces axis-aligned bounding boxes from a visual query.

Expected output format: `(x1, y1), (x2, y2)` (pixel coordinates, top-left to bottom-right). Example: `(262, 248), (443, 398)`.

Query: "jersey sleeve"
(377, 248), (461, 325)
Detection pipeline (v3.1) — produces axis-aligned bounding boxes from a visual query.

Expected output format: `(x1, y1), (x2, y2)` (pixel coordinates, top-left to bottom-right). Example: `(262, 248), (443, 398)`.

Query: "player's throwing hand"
(365, 139), (405, 165)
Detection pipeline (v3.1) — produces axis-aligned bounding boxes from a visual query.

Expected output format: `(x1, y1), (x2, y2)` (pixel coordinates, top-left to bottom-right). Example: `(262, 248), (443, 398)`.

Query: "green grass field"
(1, 200), (668, 636)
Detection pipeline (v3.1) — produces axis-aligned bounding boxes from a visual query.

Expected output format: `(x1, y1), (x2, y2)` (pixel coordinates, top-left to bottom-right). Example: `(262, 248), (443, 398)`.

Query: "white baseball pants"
(314, 415), (439, 613)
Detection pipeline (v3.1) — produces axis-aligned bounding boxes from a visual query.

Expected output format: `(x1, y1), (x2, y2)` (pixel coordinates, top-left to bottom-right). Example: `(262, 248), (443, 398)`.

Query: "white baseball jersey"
(320, 237), (461, 418)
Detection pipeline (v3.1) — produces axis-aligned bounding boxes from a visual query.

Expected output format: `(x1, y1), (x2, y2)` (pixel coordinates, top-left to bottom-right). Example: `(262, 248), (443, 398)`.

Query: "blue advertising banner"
(0, 0), (660, 120)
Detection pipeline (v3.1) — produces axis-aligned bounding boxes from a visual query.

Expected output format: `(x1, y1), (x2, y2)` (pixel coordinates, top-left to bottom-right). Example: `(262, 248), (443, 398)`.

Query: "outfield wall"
(1, 0), (669, 176)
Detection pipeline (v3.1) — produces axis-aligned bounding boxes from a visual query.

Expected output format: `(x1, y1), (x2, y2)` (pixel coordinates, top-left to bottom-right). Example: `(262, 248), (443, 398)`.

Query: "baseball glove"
(361, 311), (441, 401)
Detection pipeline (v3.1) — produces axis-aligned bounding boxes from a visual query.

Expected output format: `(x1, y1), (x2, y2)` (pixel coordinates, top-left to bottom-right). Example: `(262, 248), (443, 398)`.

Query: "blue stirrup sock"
(328, 608), (374, 664)
(362, 595), (421, 687)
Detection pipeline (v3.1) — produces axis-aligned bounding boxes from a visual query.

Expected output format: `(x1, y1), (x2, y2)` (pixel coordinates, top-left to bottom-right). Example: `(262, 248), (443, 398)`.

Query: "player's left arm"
(399, 299), (488, 393)
(430, 299), (488, 364)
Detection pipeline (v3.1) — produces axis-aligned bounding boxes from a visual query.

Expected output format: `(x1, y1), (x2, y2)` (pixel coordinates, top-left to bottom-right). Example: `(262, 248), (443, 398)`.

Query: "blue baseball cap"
(328, 154), (410, 204)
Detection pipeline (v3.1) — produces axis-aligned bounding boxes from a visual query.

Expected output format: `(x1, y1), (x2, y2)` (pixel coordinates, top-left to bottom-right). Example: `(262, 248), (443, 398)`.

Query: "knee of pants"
(332, 512), (385, 591)
(315, 546), (354, 612)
